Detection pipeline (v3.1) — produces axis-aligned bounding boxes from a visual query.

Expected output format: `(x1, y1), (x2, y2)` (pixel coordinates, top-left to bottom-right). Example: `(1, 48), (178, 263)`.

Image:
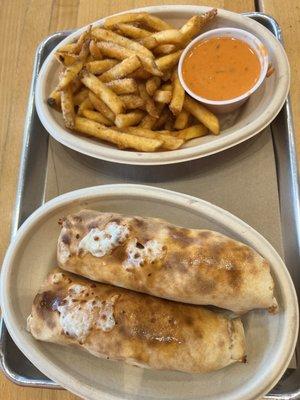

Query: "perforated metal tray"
(0, 13), (299, 398)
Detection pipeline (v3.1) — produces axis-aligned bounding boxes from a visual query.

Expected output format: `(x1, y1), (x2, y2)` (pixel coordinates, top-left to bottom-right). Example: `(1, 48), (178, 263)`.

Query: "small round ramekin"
(178, 27), (269, 114)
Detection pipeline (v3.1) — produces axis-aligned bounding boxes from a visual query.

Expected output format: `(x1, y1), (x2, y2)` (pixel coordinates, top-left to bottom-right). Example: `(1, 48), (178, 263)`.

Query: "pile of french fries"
(48, 10), (220, 152)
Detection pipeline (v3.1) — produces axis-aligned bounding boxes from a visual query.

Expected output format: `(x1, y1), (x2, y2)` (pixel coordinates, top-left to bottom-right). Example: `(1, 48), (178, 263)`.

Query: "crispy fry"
(99, 56), (141, 82)
(55, 52), (78, 66)
(174, 109), (190, 130)
(47, 88), (61, 108)
(58, 43), (77, 53)
(86, 59), (118, 74)
(78, 97), (93, 116)
(80, 69), (124, 115)
(155, 50), (182, 72)
(89, 40), (103, 59)
(176, 124), (208, 140)
(115, 110), (145, 128)
(142, 14), (173, 31)
(169, 70), (185, 115)
(104, 12), (172, 31)
(57, 61), (83, 90)
(138, 83), (159, 118)
(161, 70), (172, 81)
(139, 114), (157, 129)
(144, 30), (184, 48)
(81, 109), (113, 126)
(61, 85), (75, 128)
(74, 117), (162, 151)
(96, 41), (162, 76)
(78, 39), (90, 61)
(73, 88), (89, 105)
(104, 13), (148, 29)
(183, 96), (220, 134)
(92, 28), (154, 58)
(114, 23), (152, 39)
(139, 36), (158, 49)
(180, 10), (217, 43)
(74, 26), (91, 54)
(153, 44), (176, 56)
(88, 91), (116, 122)
(154, 90), (172, 103)
(128, 68), (152, 80)
(119, 94), (144, 109)
(106, 78), (138, 94)
(146, 77), (161, 96)
(123, 127), (183, 150)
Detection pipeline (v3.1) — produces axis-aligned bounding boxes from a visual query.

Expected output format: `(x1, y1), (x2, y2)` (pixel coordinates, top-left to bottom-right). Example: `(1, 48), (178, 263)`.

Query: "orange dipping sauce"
(182, 37), (261, 101)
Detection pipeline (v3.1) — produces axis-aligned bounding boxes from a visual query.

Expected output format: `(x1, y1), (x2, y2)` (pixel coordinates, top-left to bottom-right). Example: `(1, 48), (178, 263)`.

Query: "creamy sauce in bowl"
(182, 36), (261, 101)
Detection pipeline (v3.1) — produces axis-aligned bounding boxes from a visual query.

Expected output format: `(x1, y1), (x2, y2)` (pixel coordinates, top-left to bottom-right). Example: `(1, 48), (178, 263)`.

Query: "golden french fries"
(153, 90), (172, 103)
(115, 110), (145, 128)
(123, 127), (184, 150)
(88, 91), (116, 122)
(86, 59), (118, 74)
(99, 56), (141, 82)
(183, 96), (220, 135)
(82, 109), (113, 126)
(106, 78), (138, 94)
(80, 69), (125, 115)
(174, 109), (190, 130)
(146, 77), (161, 96)
(170, 70), (185, 115)
(48, 10), (220, 152)
(75, 117), (163, 151)
(61, 85), (75, 129)
(114, 23), (152, 39)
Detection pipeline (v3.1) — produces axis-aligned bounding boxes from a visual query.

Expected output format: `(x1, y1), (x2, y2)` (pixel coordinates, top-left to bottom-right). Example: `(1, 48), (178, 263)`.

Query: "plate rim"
(1, 183), (298, 400)
(35, 5), (290, 165)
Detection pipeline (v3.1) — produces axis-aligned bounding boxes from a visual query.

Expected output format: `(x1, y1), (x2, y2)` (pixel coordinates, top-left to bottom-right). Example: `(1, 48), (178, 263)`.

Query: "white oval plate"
(35, 5), (290, 165)
(1, 184), (298, 400)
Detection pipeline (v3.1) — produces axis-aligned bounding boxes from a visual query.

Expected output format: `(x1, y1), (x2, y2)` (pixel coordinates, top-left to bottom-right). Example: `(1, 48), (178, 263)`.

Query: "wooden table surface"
(1, 0), (299, 398)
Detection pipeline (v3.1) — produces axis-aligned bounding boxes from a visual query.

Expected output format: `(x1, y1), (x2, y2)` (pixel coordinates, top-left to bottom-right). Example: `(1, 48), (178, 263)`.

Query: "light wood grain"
(259, 0), (300, 156)
(6, 1), (298, 399)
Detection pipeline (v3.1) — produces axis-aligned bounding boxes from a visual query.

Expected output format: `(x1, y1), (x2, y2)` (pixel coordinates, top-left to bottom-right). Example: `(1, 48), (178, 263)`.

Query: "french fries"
(86, 59), (118, 74)
(123, 127), (184, 150)
(80, 69), (124, 115)
(75, 117), (162, 151)
(48, 10), (220, 152)
(138, 83), (159, 118)
(82, 109), (113, 126)
(114, 23), (152, 39)
(106, 78), (138, 94)
(88, 91), (116, 122)
(146, 77), (161, 96)
(99, 56), (141, 82)
(170, 70), (185, 115)
(174, 109), (190, 130)
(115, 111), (144, 128)
(153, 90), (172, 103)
(183, 96), (220, 135)
(61, 85), (75, 129)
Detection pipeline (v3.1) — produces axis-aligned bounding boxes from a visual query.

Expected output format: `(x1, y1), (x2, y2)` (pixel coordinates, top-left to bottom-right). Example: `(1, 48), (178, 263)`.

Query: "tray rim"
(0, 11), (299, 399)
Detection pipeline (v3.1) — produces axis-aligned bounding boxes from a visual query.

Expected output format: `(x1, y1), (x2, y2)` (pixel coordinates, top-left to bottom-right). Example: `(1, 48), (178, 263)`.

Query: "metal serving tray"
(0, 12), (299, 398)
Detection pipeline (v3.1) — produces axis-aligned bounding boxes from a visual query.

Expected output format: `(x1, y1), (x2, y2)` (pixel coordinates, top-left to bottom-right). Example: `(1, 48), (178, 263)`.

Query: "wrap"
(57, 210), (278, 314)
(27, 269), (246, 373)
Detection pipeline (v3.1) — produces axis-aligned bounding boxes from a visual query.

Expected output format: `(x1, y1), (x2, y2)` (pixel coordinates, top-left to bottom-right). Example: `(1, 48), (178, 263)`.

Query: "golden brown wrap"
(27, 269), (245, 373)
(57, 210), (278, 314)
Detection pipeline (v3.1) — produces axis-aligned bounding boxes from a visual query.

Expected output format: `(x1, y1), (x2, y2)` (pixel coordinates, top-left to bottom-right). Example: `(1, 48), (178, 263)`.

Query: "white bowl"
(35, 5), (290, 165)
(1, 184), (298, 400)
(178, 28), (269, 114)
